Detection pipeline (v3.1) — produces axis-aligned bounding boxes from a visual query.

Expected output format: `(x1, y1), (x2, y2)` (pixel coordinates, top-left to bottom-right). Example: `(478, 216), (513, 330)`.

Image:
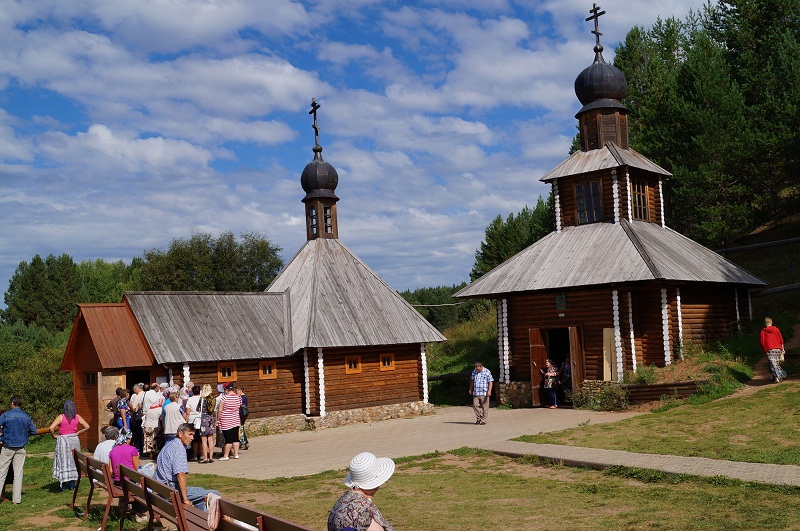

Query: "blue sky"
(0, 0), (707, 306)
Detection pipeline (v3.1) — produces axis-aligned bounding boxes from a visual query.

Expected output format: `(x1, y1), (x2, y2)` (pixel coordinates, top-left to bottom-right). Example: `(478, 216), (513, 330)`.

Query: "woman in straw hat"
(327, 452), (395, 531)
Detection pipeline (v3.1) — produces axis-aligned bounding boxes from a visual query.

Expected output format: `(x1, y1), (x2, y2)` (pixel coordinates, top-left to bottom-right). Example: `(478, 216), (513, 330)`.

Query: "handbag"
(239, 403), (249, 422)
(780, 350), (785, 363)
(193, 397), (204, 429)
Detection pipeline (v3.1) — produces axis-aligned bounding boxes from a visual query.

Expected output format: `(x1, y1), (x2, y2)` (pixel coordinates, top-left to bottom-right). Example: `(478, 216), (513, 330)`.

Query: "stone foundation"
(244, 401), (435, 436)
(499, 381), (532, 408)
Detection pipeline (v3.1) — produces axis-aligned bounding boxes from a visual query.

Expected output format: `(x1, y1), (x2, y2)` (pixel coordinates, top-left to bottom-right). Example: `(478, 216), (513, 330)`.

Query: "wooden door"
(529, 328), (547, 406)
(569, 327), (584, 389)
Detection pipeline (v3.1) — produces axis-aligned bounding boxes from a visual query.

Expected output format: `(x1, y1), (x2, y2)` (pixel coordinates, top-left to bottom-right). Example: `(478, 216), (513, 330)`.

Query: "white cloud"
(0, 0), (709, 303)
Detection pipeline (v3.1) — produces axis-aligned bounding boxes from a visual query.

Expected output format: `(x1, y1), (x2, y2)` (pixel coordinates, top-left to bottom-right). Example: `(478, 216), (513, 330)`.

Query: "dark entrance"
(125, 370), (151, 391)
(529, 327), (584, 406)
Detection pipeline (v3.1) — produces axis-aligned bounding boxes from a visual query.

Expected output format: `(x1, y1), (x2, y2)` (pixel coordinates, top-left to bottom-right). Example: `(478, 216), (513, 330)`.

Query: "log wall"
(321, 344), (422, 411)
(506, 287), (614, 381)
(174, 357), (307, 418)
(679, 284), (740, 344)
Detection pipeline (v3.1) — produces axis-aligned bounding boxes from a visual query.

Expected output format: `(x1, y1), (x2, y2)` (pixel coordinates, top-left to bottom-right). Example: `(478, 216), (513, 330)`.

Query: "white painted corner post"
(676, 288), (684, 359)
(625, 170), (632, 222)
(553, 183), (562, 233)
(420, 343), (429, 404)
(627, 292), (636, 373)
(496, 299), (509, 384)
(734, 288), (741, 330)
(612, 290), (623, 381)
(317, 347), (326, 417)
(612, 169), (620, 224)
(303, 349), (311, 415)
(661, 288), (672, 365)
(182, 363), (190, 386)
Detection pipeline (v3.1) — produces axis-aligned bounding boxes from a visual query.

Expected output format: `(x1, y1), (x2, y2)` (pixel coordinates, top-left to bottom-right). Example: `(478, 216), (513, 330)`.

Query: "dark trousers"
(546, 387), (557, 406)
(131, 415), (144, 452)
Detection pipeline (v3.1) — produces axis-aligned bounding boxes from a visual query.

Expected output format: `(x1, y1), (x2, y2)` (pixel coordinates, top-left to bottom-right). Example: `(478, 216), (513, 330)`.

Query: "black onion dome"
(574, 44), (627, 113)
(301, 144), (339, 202)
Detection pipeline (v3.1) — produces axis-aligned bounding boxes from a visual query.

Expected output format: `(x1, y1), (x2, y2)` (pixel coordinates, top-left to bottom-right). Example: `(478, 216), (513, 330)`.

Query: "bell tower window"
(632, 181), (649, 221)
(324, 206), (333, 234)
(308, 206), (318, 237)
(575, 180), (603, 224)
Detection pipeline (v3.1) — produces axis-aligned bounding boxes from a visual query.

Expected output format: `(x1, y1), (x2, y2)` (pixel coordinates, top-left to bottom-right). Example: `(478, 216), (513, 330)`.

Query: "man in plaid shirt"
(469, 361), (493, 425)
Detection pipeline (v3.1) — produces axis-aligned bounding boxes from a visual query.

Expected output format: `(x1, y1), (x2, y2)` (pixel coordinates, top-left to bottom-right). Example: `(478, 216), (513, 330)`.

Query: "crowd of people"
(0, 379), (248, 512)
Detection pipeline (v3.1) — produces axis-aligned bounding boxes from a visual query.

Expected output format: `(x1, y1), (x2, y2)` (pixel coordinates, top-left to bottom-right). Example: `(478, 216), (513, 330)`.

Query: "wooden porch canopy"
(62, 303), (155, 371)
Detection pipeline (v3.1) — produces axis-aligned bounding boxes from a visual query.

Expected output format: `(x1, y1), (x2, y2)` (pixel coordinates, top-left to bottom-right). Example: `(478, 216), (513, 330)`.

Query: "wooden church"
(454, 5), (765, 407)
(61, 101), (445, 448)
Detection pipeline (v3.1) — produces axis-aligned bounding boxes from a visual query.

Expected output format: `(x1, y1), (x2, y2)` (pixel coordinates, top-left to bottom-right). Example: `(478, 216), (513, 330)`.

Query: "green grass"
(514, 381), (800, 465)
(7, 450), (800, 530)
(426, 308), (497, 405)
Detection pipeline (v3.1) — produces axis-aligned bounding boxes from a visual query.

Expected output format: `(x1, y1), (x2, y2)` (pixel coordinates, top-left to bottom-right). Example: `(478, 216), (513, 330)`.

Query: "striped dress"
(217, 393), (242, 430)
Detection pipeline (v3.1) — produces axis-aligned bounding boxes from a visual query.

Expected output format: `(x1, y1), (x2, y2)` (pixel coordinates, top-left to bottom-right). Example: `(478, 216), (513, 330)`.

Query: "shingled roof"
(124, 291), (292, 363)
(454, 220), (766, 298)
(266, 238), (446, 349)
(539, 143), (671, 183)
(61, 303), (155, 371)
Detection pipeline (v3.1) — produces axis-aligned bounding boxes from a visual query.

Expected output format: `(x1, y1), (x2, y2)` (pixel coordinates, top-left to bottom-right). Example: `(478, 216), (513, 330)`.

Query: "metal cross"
(309, 98), (320, 145)
(586, 3), (606, 48)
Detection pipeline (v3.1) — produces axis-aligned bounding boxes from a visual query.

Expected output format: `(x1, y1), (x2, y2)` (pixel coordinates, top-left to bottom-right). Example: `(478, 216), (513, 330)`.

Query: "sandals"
(199, 460), (209, 464)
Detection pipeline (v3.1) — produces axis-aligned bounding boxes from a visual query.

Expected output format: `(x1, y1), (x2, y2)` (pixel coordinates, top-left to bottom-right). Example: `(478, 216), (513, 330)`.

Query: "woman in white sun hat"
(327, 452), (396, 531)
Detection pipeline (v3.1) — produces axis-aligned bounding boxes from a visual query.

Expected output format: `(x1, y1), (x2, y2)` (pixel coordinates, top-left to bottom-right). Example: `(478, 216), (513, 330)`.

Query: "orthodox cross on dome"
(586, 3), (606, 49)
(309, 98), (321, 146)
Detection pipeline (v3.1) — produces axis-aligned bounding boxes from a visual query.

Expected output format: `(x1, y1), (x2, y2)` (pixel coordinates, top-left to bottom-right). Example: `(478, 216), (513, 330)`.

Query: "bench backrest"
(216, 498), (316, 531)
(73, 449), (90, 479)
(142, 474), (183, 529)
(84, 456), (109, 490)
(119, 465), (147, 504)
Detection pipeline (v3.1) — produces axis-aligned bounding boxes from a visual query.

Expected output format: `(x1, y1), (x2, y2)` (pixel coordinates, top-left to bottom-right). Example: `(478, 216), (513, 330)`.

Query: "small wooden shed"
(454, 10), (765, 407)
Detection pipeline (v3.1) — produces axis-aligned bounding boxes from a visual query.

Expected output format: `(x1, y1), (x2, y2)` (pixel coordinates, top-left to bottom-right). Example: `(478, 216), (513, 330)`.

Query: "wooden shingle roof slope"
(266, 238), (446, 349)
(61, 303), (155, 370)
(539, 142), (671, 182)
(454, 220), (766, 298)
(124, 292), (292, 364)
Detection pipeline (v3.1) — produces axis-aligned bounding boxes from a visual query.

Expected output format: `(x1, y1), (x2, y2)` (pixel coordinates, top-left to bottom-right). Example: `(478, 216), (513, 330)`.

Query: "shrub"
(623, 364), (657, 385)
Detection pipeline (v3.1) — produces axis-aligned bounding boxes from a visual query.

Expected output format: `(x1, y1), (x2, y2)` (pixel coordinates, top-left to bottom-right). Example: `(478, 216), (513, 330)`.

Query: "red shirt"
(760, 325), (784, 352)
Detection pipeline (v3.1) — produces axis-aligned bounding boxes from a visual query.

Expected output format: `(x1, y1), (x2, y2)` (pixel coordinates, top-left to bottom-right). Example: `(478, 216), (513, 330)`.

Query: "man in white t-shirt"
(93, 426), (119, 463)
(128, 383), (145, 452)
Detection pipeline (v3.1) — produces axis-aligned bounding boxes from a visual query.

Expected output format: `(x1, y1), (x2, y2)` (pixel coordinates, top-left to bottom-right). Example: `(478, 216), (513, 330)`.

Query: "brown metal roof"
(539, 143), (671, 182)
(266, 239), (446, 349)
(62, 303), (155, 370)
(454, 220), (766, 298)
(124, 292), (292, 364)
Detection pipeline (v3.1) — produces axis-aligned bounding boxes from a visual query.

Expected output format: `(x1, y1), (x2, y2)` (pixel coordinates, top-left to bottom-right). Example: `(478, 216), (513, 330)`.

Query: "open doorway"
(545, 328), (571, 404)
(529, 327), (583, 406)
(125, 370), (150, 392)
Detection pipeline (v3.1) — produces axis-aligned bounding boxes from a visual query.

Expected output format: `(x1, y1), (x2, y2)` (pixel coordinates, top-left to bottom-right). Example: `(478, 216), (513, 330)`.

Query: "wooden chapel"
(455, 5), (765, 407)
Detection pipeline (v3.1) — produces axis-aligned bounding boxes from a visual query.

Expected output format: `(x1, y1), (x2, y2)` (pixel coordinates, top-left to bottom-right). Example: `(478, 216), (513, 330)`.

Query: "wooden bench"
(216, 497), (316, 531)
(85, 455), (135, 531)
(117, 465), (149, 531)
(70, 449), (90, 516)
(142, 473), (208, 531)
